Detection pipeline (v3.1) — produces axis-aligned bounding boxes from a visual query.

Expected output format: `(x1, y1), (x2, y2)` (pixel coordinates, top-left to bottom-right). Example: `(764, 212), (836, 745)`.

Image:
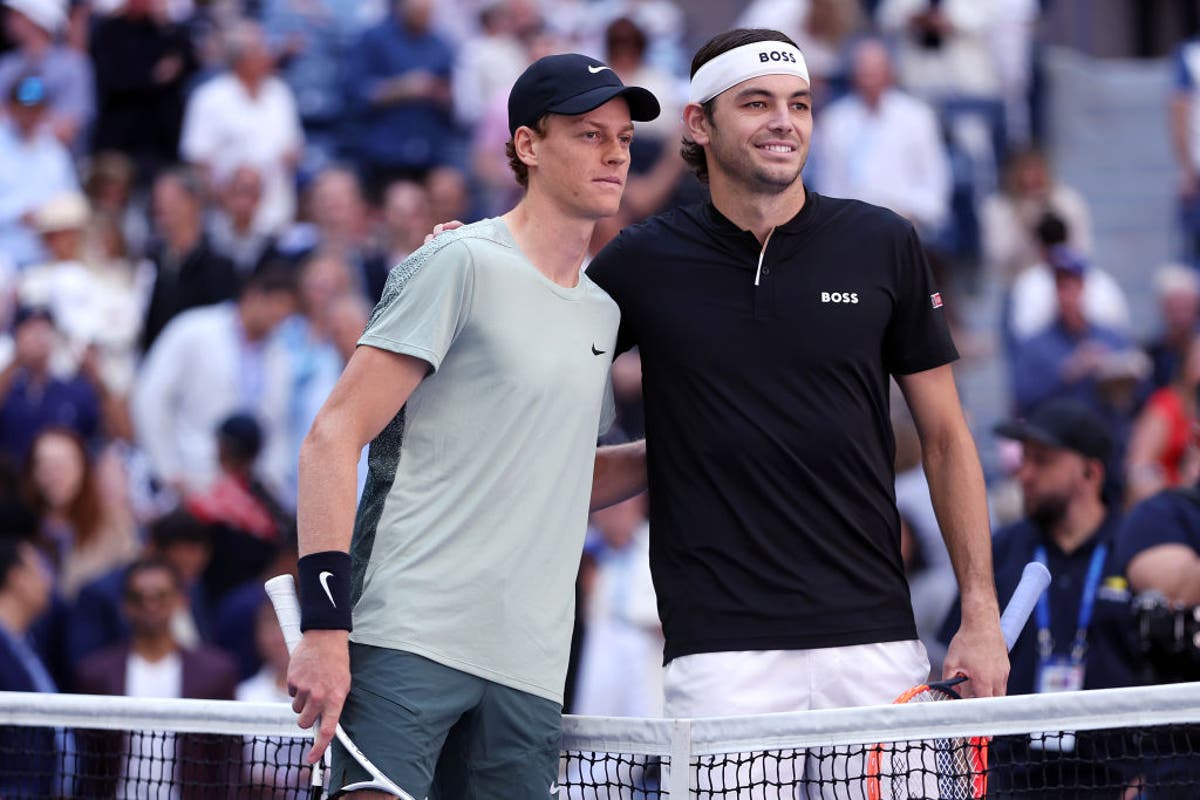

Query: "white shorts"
(662, 641), (932, 799)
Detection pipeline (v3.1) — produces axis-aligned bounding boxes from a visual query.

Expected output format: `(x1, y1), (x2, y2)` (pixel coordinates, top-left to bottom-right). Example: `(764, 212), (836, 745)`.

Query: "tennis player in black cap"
(285, 54), (657, 798)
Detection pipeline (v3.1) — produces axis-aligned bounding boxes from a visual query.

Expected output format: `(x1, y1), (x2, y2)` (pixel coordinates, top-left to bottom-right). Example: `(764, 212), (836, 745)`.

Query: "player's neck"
(708, 177), (808, 244)
(502, 198), (594, 288)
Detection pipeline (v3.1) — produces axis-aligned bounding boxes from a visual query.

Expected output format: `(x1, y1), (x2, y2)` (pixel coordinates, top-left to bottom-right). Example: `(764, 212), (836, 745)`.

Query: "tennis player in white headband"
(587, 26), (1007, 799)
(687, 38), (810, 104)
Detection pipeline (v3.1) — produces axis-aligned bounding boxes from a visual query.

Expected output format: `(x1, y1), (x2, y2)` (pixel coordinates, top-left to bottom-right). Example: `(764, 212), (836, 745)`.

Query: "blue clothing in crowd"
(0, 624), (63, 797)
(1010, 321), (1130, 417)
(0, 371), (100, 463)
(345, 15), (454, 173)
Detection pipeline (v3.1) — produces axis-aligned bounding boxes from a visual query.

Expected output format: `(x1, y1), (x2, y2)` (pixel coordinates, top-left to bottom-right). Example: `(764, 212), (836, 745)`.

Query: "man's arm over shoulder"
(898, 365), (1008, 697)
(591, 439), (647, 511)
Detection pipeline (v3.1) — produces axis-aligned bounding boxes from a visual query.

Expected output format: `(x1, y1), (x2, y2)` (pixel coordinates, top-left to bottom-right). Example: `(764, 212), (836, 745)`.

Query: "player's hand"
(943, 616), (1008, 698)
(424, 220), (464, 245)
(288, 629), (350, 764)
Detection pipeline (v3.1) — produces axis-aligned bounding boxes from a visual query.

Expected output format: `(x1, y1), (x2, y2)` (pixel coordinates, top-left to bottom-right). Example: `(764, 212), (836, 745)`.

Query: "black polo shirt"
(586, 193), (957, 663)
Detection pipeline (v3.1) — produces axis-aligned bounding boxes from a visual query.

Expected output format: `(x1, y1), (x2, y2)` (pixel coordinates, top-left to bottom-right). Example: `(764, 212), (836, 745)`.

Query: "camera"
(1133, 592), (1200, 682)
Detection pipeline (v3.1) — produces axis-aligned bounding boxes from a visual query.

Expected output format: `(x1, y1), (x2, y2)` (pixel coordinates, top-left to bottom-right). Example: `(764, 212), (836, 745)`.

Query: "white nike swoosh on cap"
(588, 65), (613, 74)
(318, 571), (336, 608)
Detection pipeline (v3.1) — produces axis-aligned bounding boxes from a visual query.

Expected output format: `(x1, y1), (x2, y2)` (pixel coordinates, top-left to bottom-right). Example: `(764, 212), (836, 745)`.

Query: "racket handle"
(265, 574), (304, 653)
(999, 561), (1052, 650)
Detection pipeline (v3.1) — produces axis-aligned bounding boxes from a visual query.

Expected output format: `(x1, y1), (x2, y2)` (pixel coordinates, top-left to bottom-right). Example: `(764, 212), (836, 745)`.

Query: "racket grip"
(999, 561), (1052, 650)
(265, 574), (304, 653)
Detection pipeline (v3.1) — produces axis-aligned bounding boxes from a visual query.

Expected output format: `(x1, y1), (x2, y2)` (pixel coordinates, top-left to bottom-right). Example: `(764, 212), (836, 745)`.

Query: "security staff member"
(943, 399), (1143, 798)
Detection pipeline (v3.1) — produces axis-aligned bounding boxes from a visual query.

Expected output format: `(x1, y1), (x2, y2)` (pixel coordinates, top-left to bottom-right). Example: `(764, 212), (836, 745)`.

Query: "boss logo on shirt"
(820, 291), (859, 304)
(759, 51), (799, 64)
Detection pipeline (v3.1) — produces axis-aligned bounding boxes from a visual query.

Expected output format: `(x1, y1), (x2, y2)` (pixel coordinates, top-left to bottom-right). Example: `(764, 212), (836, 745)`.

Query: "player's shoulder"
(392, 218), (508, 274)
(591, 203), (715, 278)
(609, 202), (710, 249)
(578, 269), (622, 314)
(812, 193), (915, 239)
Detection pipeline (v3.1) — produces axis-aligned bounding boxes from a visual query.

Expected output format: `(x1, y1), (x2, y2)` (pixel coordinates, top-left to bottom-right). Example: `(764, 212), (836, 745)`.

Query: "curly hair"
(505, 115), (550, 189)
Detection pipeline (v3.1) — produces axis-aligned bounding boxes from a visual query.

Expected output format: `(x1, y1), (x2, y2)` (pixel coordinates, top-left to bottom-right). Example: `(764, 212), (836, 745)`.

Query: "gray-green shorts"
(330, 643), (562, 799)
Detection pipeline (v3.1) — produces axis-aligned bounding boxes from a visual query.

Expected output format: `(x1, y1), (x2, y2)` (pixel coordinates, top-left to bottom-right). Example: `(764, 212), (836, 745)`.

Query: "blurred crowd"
(0, 0), (1199, 793)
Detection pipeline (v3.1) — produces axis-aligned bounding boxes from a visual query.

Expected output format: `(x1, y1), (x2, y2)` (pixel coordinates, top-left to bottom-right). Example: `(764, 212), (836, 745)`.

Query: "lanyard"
(1034, 542), (1108, 663)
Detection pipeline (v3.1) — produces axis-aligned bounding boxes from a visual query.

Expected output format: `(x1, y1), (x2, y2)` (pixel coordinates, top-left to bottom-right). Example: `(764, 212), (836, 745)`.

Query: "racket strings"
(870, 687), (987, 800)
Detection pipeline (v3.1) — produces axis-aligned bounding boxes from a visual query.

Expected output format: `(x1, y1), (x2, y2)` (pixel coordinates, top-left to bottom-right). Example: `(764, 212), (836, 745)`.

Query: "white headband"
(688, 41), (810, 104)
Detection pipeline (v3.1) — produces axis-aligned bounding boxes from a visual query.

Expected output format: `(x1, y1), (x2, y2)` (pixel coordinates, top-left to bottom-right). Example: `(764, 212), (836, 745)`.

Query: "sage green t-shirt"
(348, 218), (619, 703)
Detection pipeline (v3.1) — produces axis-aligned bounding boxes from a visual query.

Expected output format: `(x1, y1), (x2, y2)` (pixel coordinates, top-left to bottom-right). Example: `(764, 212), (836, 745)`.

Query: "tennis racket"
(865, 561), (1052, 800)
(265, 574), (423, 800)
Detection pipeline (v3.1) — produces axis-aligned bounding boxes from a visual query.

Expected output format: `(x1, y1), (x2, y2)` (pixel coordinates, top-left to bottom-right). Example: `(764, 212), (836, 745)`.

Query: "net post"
(670, 718), (692, 797)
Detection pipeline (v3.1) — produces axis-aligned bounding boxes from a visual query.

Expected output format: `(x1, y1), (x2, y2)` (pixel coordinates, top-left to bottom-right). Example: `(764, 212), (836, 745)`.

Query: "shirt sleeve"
(1115, 492), (1197, 568)
(883, 224), (959, 375)
(358, 238), (476, 372)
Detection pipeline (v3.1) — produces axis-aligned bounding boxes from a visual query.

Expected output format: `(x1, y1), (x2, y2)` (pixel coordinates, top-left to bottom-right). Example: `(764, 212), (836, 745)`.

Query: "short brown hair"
(505, 115), (549, 189)
(681, 29), (800, 183)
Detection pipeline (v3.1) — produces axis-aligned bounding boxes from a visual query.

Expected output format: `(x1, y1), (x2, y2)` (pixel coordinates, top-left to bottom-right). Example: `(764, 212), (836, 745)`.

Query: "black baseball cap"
(217, 412), (263, 461)
(994, 399), (1112, 462)
(12, 305), (53, 329)
(507, 53), (660, 135)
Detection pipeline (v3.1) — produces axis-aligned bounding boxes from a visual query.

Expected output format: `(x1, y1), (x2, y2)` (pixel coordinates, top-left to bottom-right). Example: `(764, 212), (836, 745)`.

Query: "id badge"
(1030, 656), (1084, 752)
(1036, 656), (1085, 694)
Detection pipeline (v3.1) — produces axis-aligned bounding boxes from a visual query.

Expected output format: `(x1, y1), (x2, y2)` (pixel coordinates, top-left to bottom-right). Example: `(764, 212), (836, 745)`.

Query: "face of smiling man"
(693, 72), (812, 196)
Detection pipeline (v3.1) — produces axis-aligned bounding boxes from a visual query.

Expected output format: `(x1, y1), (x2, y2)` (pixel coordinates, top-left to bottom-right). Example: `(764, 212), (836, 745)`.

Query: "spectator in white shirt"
(813, 37), (952, 238)
(180, 20), (304, 235)
(875, 0), (1001, 103)
(131, 266), (298, 502)
(981, 147), (1093, 283)
(0, 74), (77, 268)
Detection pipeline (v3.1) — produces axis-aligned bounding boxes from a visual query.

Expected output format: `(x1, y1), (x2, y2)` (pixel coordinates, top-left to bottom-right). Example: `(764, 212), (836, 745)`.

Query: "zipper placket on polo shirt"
(753, 227), (775, 286)
(753, 226), (776, 319)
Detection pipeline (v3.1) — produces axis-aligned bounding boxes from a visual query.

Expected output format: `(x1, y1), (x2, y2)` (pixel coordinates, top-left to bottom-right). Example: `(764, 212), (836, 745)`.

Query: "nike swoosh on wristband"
(587, 65), (612, 74)
(591, 344), (606, 356)
(318, 571), (337, 608)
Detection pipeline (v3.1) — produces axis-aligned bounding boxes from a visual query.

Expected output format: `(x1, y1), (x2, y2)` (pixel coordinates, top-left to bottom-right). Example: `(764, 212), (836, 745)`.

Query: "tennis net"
(0, 683), (1197, 798)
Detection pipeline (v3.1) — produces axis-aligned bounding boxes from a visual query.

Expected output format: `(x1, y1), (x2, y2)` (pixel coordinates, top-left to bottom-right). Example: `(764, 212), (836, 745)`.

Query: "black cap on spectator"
(217, 413), (263, 463)
(507, 53), (660, 135)
(12, 305), (53, 329)
(149, 507), (210, 550)
(994, 399), (1113, 463)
